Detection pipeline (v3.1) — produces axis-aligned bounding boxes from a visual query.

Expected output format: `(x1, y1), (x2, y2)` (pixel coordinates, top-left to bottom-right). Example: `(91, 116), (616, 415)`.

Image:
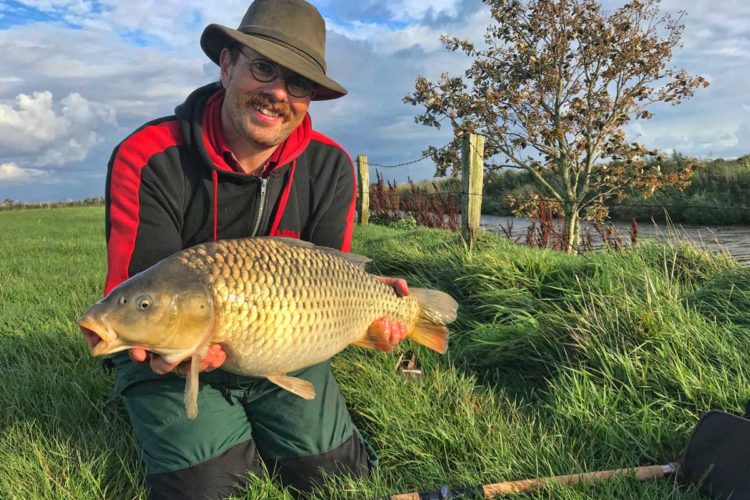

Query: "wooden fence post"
(461, 133), (485, 247)
(356, 154), (369, 226)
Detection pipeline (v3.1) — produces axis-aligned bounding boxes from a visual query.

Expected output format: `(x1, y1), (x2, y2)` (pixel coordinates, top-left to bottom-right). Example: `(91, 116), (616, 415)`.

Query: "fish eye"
(136, 295), (153, 311)
(118, 296), (128, 305)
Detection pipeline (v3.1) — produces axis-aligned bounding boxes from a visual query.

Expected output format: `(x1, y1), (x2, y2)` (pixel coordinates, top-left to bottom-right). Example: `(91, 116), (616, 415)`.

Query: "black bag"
(682, 407), (750, 499)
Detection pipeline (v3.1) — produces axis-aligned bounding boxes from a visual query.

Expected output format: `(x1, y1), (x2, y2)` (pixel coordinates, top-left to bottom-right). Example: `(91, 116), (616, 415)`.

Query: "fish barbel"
(78, 237), (458, 418)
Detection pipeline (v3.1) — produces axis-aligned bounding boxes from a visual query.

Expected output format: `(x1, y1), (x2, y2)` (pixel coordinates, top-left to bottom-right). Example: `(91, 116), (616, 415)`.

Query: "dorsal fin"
(264, 237), (372, 268)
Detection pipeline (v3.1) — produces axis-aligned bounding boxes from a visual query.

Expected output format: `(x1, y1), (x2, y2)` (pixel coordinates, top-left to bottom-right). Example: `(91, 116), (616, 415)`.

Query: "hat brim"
(201, 24), (347, 101)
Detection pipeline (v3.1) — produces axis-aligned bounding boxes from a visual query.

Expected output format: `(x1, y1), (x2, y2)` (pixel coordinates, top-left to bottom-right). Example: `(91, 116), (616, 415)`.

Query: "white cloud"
(372, 114), (452, 143)
(385, 0), (461, 21)
(0, 91), (116, 166)
(16, 1), (94, 11)
(625, 116), (750, 158)
(15, 0), (249, 47)
(0, 92), (69, 151)
(327, 6), (490, 55)
(327, 19), (445, 53)
(0, 76), (24, 85)
(0, 162), (46, 183)
(0, 23), (207, 119)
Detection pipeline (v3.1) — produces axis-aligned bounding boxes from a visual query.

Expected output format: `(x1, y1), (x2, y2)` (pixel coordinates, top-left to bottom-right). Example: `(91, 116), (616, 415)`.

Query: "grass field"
(1, 206), (749, 499)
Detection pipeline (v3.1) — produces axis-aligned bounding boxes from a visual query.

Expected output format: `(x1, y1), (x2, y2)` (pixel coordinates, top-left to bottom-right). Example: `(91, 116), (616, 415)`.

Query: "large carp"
(79, 237), (458, 418)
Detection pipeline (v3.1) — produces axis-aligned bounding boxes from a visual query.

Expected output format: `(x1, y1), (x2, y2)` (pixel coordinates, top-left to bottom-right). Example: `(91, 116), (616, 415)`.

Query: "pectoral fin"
(353, 320), (394, 352)
(184, 354), (201, 419)
(267, 374), (316, 400)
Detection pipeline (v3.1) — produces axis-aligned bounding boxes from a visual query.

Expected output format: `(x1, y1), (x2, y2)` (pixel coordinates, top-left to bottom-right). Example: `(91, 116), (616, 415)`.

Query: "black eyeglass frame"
(238, 47), (317, 98)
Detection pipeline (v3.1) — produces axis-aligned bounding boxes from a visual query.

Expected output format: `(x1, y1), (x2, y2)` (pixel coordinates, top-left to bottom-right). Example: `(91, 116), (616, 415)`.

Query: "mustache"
(245, 93), (293, 121)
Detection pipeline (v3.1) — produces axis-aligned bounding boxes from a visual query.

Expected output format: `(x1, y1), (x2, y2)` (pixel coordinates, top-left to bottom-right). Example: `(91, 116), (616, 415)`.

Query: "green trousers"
(114, 356), (376, 497)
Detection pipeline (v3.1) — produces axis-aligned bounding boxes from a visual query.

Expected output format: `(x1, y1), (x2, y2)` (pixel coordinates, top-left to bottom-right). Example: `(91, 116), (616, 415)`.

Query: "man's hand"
(129, 344), (227, 376)
(372, 275), (410, 347)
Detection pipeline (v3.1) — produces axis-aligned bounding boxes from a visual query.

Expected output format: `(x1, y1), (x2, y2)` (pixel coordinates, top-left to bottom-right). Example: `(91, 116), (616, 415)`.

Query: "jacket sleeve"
(309, 151), (357, 252)
(104, 123), (184, 295)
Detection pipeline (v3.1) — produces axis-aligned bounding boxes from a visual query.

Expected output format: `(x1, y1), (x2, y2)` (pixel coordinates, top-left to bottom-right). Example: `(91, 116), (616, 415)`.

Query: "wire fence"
(360, 130), (750, 258)
(367, 141), (454, 168)
(369, 187), (750, 213)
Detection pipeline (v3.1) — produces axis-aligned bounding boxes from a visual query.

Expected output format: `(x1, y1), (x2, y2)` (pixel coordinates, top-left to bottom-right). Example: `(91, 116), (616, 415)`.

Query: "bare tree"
(404, 0), (707, 252)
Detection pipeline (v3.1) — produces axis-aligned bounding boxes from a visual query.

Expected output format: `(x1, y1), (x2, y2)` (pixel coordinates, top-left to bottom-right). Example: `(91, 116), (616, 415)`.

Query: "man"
(101, 0), (408, 498)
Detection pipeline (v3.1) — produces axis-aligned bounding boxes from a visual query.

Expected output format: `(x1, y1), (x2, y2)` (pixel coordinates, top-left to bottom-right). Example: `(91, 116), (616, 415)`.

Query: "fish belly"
(218, 298), (384, 376)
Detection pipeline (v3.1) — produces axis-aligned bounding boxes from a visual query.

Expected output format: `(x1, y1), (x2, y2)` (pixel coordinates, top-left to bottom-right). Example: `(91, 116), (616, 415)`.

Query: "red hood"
(201, 89), (311, 175)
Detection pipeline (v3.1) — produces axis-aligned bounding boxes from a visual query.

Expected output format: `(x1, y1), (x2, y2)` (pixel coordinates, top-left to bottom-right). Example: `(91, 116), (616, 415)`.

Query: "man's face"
(219, 46), (313, 148)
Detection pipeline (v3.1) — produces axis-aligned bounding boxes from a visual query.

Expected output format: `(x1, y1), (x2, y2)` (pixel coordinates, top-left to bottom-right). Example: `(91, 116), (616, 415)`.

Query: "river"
(480, 215), (750, 264)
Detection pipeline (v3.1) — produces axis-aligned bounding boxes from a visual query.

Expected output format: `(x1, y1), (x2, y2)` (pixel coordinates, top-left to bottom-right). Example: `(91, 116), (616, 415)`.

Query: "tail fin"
(407, 288), (458, 354)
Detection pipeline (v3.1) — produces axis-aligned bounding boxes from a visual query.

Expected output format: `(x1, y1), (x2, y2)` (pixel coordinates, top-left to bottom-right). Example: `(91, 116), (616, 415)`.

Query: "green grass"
(1, 206), (748, 499)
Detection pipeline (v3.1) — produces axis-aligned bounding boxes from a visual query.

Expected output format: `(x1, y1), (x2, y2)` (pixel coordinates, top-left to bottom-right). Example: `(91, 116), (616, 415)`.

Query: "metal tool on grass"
(382, 407), (750, 499)
(396, 351), (423, 382)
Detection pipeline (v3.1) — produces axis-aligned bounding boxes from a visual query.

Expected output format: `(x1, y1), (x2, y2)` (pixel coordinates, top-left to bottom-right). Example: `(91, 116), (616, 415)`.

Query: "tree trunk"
(564, 207), (580, 254)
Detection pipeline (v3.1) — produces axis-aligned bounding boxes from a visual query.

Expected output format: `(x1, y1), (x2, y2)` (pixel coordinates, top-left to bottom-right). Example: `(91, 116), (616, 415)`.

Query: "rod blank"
(388, 462), (680, 500)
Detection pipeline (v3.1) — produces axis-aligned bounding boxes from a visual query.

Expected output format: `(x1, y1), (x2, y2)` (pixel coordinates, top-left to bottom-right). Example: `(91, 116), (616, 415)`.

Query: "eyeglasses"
(239, 48), (317, 98)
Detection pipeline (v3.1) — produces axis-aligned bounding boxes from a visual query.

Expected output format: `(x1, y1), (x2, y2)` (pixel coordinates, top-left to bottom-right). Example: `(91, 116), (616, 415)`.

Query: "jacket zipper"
(250, 177), (268, 237)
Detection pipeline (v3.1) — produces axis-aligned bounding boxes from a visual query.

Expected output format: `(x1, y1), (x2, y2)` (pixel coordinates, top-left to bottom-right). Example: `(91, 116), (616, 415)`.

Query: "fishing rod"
(379, 462), (680, 499)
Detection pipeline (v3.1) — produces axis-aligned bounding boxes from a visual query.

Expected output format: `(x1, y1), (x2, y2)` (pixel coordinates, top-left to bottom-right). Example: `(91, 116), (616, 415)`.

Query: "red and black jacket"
(104, 82), (356, 295)
(103, 83), (356, 390)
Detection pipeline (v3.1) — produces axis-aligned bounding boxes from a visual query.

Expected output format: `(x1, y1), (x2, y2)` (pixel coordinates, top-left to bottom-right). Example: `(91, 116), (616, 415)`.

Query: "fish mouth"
(78, 316), (115, 356)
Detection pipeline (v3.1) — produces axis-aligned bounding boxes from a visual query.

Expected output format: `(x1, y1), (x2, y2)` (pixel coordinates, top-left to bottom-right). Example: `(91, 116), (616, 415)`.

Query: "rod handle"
(482, 463), (679, 497)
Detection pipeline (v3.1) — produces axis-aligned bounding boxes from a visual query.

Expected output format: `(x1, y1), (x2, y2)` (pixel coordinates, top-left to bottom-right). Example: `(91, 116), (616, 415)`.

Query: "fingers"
(174, 361), (191, 378)
(150, 356), (180, 375)
(200, 344), (227, 372)
(128, 343), (227, 376)
(373, 275), (410, 297)
(371, 276), (409, 346)
(129, 347), (148, 363)
(176, 346), (226, 376)
(379, 317), (408, 347)
(396, 320), (407, 344)
(392, 278), (410, 297)
(129, 345), (227, 376)
(129, 348), (180, 375)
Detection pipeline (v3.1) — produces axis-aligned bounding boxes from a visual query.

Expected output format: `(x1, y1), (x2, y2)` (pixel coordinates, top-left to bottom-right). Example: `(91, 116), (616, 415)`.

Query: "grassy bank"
(1, 206), (748, 499)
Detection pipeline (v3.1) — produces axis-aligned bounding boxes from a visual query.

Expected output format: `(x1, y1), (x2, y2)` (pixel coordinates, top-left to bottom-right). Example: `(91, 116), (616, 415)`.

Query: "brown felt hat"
(200, 0), (347, 101)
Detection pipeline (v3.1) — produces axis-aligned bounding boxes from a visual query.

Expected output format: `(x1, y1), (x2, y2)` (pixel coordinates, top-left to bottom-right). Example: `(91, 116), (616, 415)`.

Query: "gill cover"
(79, 256), (215, 361)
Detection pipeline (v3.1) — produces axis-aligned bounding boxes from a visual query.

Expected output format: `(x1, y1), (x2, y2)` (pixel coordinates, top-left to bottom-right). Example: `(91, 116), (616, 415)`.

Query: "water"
(480, 215), (750, 264)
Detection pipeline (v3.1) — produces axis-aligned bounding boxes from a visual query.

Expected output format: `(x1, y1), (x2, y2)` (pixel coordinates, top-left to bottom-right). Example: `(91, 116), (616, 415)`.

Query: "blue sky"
(0, 0), (748, 202)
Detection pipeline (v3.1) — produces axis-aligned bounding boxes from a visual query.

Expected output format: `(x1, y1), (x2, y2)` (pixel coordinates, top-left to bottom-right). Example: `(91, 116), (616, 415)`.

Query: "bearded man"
(101, 0), (407, 497)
